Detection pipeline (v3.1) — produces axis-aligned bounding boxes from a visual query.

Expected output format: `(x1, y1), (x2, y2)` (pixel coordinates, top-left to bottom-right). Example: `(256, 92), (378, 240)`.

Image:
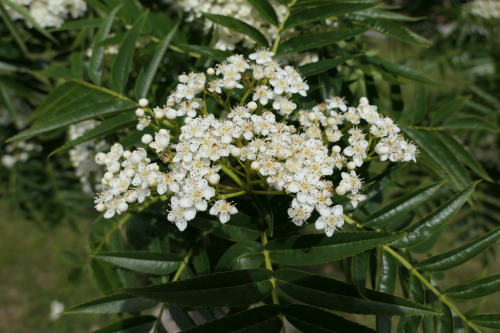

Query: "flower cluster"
(6, 0), (87, 28)
(1, 141), (42, 169)
(68, 120), (107, 195)
(95, 51), (417, 236)
(465, 0), (500, 20)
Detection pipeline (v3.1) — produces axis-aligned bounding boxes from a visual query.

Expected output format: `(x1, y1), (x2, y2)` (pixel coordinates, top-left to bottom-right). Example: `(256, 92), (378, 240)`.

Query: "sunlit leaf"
(95, 251), (182, 275)
(65, 293), (157, 314)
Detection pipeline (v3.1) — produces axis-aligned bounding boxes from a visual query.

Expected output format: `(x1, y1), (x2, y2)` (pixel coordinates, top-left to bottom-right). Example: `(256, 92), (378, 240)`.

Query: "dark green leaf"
(391, 182), (477, 248)
(299, 55), (358, 77)
(442, 117), (500, 133)
(278, 28), (366, 54)
(192, 244), (211, 276)
(183, 305), (282, 333)
(436, 302), (454, 333)
(275, 269), (440, 316)
(378, 251), (397, 294)
(266, 231), (405, 266)
(110, 11), (148, 93)
(285, 2), (376, 28)
(216, 241), (264, 271)
(49, 18), (103, 31)
(430, 96), (469, 126)
(92, 316), (156, 333)
(168, 304), (196, 330)
(203, 13), (269, 47)
(191, 216), (260, 242)
(363, 182), (444, 228)
(65, 293), (157, 314)
(31, 66), (74, 79)
(7, 81), (136, 143)
(444, 274), (500, 300)
(283, 304), (379, 333)
(178, 44), (233, 61)
(124, 268), (273, 307)
(469, 314), (500, 329)
(367, 57), (437, 85)
(0, 2), (28, 56)
(411, 84), (427, 125)
(350, 251), (370, 297)
(247, 0), (279, 26)
(416, 228), (500, 271)
(95, 251), (182, 275)
(435, 131), (492, 182)
(89, 4), (122, 85)
(51, 112), (136, 155)
(355, 17), (431, 46)
(135, 25), (177, 100)
(403, 127), (471, 190)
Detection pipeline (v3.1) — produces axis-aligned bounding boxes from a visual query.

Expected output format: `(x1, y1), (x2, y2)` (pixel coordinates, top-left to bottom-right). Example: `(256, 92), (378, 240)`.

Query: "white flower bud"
(95, 152), (106, 164)
(123, 150), (132, 159)
(347, 161), (356, 170)
(184, 117), (192, 124)
(96, 203), (106, 212)
(166, 108), (177, 119)
(251, 161), (260, 170)
(138, 98), (148, 107)
(108, 161), (121, 173)
(332, 145), (341, 153)
(208, 174), (220, 185)
(104, 172), (114, 180)
(154, 109), (164, 119)
(231, 147), (241, 157)
(135, 108), (145, 117)
(277, 149), (287, 160)
(247, 101), (257, 111)
(118, 202), (128, 213)
(141, 134), (153, 144)
(207, 68), (215, 76)
(308, 113), (317, 121)
(359, 97), (369, 105)
(336, 185), (347, 196)
(375, 144), (390, 155)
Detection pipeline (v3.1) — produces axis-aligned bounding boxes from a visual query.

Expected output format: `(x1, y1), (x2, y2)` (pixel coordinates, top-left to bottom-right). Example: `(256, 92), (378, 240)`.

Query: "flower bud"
(96, 203), (106, 212)
(247, 101), (257, 111)
(207, 68), (215, 76)
(251, 161), (260, 170)
(138, 98), (148, 107)
(135, 108), (145, 117)
(332, 145), (341, 153)
(141, 134), (153, 144)
(347, 161), (356, 170)
(335, 185), (347, 196)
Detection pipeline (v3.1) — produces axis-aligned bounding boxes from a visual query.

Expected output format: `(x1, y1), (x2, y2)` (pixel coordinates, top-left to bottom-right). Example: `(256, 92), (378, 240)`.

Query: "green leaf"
(355, 17), (431, 46)
(266, 231), (404, 266)
(283, 304), (379, 333)
(274, 269), (440, 316)
(0, 2), (28, 56)
(202, 13), (269, 47)
(50, 112), (136, 155)
(247, 0), (279, 26)
(49, 18), (103, 31)
(2, 0), (56, 43)
(416, 228), (500, 271)
(216, 241), (264, 271)
(363, 182), (444, 228)
(110, 10), (148, 93)
(444, 274), (500, 300)
(89, 4), (122, 85)
(31, 66), (74, 79)
(191, 216), (260, 242)
(367, 57), (437, 85)
(92, 316), (157, 333)
(124, 268), (273, 307)
(135, 25), (177, 100)
(7, 81), (136, 143)
(376, 251), (398, 333)
(469, 314), (500, 329)
(402, 127), (471, 190)
(411, 84), (427, 125)
(284, 2), (376, 28)
(350, 251), (370, 297)
(277, 28), (366, 54)
(430, 96), (469, 126)
(299, 55), (358, 77)
(391, 182), (477, 249)
(183, 305), (282, 333)
(436, 302), (454, 333)
(95, 251), (182, 275)
(442, 117), (500, 133)
(435, 131), (492, 182)
(178, 44), (234, 61)
(65, 293), (157, 314)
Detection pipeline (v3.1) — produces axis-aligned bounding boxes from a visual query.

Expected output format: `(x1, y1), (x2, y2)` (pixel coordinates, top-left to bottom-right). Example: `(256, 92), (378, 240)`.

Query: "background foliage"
(1, 0), (500, 332)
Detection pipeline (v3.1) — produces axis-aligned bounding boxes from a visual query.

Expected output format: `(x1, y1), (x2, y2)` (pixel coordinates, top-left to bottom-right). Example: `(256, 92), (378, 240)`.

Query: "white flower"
(168, 196), (197, 231)
(315, 205), (344, 237)
(209, 199), (238, 223)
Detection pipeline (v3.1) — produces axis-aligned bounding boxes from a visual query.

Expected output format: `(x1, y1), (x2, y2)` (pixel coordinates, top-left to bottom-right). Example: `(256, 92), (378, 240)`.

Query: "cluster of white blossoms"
(1, 141), (42, 169)
(68, 120), (107, 195)
(465, 0), (500, 20)
(6, 0), (87, 28)
(94, 51), (417, 237)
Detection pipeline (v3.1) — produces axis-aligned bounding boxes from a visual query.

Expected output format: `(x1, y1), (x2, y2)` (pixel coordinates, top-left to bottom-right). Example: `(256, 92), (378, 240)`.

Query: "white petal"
(176, 220), (187, 231)
(333, 205), (343, 216)
(219, 213), (230, 224)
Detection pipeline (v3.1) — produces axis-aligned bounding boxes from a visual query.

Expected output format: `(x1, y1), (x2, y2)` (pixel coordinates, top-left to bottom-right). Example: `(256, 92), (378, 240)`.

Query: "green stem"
(271, 0), (298, 54)
(252, 190), (285, 196)
(215, 190), (247, 200)
(261, 231), (285, 333)
(343, 214), (483, 333)
(220, 164), (245, 188)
